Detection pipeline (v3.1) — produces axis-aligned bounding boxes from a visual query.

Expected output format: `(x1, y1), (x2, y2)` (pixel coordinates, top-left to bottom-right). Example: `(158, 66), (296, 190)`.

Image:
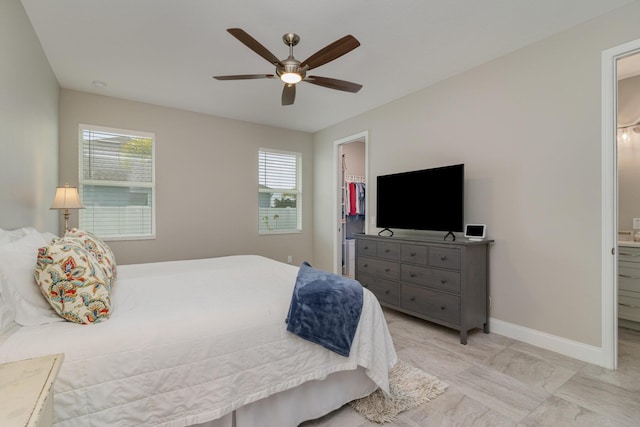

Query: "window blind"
(79, 125), (155, 239)
(258, 149), (301, 234)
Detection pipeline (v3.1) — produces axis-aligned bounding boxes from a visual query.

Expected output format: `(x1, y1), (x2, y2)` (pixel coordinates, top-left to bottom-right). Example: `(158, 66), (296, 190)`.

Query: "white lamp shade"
(51, 185), (84, 209)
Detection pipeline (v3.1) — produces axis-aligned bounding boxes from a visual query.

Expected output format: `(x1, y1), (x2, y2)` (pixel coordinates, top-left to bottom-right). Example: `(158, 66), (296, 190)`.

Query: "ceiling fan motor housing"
(277, 59), (306, 81)
(277, 33), (306, 81)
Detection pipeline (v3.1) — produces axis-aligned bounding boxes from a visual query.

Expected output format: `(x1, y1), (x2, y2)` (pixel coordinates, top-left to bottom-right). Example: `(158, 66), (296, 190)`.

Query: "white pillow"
(0, 227), (37, 245)
(0, 274), (17, 335)
(0, 229), (63, 326)
(41, 231), (58, 245)
(0, 227), (58, 246)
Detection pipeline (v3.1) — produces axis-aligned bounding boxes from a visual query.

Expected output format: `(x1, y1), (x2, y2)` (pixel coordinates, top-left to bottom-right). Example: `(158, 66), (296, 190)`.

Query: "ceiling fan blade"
(300, 35), (360, 70)
(304, 76), (362, 93)
(227, 28), (282, 67)
(213, 74), (275, 80)
(282, 84), (296, 106)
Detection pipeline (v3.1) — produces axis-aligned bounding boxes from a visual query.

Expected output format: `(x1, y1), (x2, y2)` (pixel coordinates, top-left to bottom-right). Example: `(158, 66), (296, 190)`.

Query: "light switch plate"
(634, 218), (640, 229)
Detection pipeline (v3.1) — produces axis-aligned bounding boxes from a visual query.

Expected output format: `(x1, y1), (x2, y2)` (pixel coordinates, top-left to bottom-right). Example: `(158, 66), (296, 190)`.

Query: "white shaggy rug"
(348, 360), (448, 424)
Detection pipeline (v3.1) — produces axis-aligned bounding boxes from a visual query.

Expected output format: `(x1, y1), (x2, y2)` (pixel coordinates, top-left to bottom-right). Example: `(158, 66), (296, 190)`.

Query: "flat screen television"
(376, 163), (464, 235)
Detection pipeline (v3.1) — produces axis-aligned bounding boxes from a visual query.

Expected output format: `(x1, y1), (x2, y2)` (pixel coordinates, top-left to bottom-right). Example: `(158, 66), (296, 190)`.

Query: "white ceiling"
(21, 0), (635, 133)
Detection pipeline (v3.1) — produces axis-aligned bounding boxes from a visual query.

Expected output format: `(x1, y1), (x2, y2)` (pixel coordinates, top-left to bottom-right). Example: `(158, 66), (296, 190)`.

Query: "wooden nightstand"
(0, 353), (64, 427)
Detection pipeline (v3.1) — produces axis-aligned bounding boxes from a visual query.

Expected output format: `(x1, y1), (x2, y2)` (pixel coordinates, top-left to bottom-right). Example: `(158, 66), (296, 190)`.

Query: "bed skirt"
(194, 367), (376, 427)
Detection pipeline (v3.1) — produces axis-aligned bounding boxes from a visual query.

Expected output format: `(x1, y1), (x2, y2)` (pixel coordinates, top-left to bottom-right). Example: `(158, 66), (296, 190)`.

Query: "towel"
(285, 262), (363, 357)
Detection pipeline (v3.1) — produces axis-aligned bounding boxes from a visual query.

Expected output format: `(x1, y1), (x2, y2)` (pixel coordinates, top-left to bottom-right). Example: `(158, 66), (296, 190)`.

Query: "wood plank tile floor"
(302, 308), (640, 427)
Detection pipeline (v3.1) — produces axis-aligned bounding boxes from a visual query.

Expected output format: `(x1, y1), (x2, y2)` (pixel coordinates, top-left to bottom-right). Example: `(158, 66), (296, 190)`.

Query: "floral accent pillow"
(65, 228), (117, 286)
(34, 238), (112, 324)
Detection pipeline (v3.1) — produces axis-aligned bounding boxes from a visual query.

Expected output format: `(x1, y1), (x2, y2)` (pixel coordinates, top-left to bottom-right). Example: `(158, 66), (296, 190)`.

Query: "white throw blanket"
(0, 255), (397, 427)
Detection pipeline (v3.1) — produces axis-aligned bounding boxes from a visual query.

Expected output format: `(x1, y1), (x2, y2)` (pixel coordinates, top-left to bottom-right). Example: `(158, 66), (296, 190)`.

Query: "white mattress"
(0, 255), (397, 427)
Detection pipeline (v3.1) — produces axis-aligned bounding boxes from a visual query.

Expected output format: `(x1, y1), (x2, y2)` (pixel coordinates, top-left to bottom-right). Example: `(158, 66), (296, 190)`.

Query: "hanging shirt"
(349, 182), (357, 216)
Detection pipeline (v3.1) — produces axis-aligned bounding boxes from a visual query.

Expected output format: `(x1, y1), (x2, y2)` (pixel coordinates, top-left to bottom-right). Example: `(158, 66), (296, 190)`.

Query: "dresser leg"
(483, 322), (489, 334)
(460, 331), (467, 345)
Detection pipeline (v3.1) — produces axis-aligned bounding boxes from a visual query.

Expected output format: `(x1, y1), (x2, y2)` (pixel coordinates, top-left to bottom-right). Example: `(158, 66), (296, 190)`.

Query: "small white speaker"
(464, 224), (486, 241)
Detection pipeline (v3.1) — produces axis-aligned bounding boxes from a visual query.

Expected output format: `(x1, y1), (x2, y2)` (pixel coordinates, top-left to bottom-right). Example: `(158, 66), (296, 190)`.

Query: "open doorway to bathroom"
(616, 51), (640, 365)
(602, 37), (640, 370)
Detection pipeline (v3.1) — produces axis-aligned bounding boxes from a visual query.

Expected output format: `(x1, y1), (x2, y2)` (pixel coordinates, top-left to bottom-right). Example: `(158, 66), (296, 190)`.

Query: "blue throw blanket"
(285, 262), (363, 357)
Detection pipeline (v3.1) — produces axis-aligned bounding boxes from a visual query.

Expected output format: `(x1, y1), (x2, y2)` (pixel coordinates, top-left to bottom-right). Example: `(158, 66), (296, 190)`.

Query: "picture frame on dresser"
(355, 233), (493, 344)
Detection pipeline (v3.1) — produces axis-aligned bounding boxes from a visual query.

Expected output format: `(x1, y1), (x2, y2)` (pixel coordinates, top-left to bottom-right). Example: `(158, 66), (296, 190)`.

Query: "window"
(258, 148), (301, 234)
(79, 124), (155, 240)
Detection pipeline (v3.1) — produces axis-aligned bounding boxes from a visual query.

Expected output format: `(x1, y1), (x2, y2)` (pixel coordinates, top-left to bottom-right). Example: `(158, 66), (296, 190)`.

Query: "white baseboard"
(490, 317), (606, 367)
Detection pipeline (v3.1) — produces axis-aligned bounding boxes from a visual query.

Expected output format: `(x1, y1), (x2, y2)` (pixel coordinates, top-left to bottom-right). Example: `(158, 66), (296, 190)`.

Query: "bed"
(0, 227), (397, 427)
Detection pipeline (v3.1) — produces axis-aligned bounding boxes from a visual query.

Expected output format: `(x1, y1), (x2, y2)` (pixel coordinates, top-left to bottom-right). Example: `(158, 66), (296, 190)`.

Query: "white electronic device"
(464, 224), (486, 241)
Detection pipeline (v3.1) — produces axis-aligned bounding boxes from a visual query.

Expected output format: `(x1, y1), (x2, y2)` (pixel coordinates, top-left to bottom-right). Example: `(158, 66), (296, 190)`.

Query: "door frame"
(333, 131), (369, 275)
(601, 38), (640, 370)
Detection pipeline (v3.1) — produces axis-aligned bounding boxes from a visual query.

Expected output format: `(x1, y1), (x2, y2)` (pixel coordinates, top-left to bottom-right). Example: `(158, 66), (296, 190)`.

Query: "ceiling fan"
(213, 28), (363, 106)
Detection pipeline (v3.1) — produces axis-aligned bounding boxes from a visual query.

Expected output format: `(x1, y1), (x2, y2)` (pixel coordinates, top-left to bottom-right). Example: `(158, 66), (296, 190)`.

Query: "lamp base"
(64, 210), (70, 233)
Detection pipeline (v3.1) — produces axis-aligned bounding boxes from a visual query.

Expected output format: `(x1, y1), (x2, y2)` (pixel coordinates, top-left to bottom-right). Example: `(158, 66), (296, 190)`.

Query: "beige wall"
(0, 0), (59, 233)
(618, 74), (640, 231)
(341, 141), (365, 179)
(313, 1), (640, 347)
(59, 90), (313, 265)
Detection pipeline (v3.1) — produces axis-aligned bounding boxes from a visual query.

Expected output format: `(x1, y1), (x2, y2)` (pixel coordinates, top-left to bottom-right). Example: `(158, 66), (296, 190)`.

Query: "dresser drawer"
(619, 290), (640, 323)
(376, 241), (401, 260)
(619, 247), (640, 263)
(358, 273), (399, 306)
(618, 265), (640, 292)
(357, 257), (400, 280)
(400, 284), (460, 325)
(401, 244), (428, 265)
(428, 247), (461, 270)
(357, 239), (377, 257)
(401, 264), (460, 293)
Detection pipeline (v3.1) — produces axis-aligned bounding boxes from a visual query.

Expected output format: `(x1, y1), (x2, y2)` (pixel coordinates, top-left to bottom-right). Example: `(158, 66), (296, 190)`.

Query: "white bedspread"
(0, 255), (397, 427)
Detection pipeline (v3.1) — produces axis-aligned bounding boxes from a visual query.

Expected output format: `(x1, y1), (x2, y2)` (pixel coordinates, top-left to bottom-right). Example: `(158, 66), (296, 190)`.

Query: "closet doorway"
(333, 131), (368, 277)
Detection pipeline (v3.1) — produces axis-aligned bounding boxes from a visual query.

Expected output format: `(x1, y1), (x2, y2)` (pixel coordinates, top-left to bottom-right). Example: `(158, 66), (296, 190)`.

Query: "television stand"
(355, 233), (492, 344)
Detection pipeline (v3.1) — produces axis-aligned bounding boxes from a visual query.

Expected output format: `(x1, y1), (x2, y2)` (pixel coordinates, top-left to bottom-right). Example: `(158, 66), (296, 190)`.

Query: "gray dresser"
(618, 243), (640, 330)
(355, 234), (492, 344)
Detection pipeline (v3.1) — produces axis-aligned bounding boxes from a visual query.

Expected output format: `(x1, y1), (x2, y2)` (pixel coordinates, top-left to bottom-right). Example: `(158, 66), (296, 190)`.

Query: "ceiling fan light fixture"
(280, 72), (302, 84)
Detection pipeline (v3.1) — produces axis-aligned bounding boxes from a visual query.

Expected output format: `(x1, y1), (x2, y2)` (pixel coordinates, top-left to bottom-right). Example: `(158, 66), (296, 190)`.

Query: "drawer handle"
(410, 296), (416, 302)
(385, 268), (391, 272)
(619, 274), (640, 279)
(440, 256), (447, 261)
(385, 249), (391, 253)
(410, 273), (416, 278)
(364, 246), (369, 250)
(385, 290), (391, 295)
(410, 252), (417, 257)
(620, 302), (640, 309)
(362, 284), (368, 288)
(440, 279), (448, 285)
(440, 305), (446, 311)
(363, 264), (368, 268)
